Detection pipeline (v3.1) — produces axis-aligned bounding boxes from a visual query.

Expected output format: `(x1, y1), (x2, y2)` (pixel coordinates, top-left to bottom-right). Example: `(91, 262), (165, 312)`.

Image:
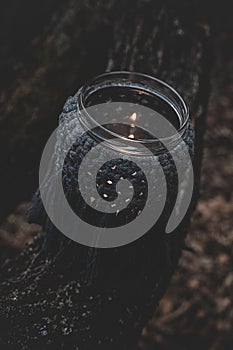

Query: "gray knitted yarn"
(43, 90), (194, 233)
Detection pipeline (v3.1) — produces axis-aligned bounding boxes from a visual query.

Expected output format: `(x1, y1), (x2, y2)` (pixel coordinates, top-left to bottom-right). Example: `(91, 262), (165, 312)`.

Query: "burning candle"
(35, 71), (194, 251)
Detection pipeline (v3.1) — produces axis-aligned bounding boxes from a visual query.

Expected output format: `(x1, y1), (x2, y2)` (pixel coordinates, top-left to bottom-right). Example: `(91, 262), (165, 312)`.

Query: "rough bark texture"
(0, 0), (114, 221)
(0, 0), (213, 349)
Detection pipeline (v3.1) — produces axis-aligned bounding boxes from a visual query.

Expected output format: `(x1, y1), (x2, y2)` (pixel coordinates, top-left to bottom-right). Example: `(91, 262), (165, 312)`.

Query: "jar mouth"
(77, 71), (189, 156)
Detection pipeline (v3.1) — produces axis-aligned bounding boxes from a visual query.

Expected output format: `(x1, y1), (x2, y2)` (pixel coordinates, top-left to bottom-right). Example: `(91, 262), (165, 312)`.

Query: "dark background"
(0, 1), (232, 349)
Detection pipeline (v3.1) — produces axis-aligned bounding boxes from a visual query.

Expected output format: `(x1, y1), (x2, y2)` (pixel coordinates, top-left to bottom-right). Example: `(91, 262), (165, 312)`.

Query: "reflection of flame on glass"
(128, 133), (135, 139)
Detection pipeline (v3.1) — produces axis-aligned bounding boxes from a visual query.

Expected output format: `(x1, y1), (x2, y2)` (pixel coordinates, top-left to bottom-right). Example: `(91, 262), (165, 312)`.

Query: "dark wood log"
(0, 0), (116, 221)
(0, 1), (212, 349)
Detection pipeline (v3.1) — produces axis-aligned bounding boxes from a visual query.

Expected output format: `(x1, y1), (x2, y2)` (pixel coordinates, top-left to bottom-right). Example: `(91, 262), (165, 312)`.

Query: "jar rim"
(77, 71), (190, 155)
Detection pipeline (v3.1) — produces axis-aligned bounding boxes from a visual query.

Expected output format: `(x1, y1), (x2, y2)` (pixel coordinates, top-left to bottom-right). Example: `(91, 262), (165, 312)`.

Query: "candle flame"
(128, 113), (137, 139)
(129, 112), (137, 122)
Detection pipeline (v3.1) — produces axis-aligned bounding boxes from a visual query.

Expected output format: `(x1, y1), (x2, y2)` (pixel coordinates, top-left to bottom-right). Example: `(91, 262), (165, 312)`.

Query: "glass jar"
(44, 71), (194, 250)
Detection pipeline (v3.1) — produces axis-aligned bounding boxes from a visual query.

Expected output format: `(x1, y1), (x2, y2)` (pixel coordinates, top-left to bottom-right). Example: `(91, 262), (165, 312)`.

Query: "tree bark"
(0, 0), (115, 221)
